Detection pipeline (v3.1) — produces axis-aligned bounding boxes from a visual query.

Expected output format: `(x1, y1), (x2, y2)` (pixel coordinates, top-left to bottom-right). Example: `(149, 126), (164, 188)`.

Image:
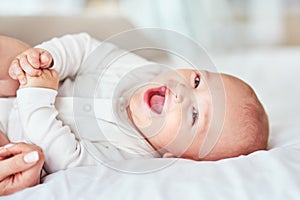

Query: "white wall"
(119, 0), (286, 52)
(0, 0), (85, 15)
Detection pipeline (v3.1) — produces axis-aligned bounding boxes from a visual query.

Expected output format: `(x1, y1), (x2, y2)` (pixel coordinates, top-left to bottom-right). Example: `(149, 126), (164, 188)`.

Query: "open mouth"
(144, 86), (167, 114)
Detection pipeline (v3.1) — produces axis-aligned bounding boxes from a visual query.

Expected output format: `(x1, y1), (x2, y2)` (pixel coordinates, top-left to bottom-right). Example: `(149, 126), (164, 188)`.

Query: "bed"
(1, 16), (300, 199)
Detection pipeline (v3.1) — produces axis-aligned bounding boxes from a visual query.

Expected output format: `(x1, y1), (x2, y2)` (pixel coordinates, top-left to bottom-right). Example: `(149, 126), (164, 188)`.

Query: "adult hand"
(0, 143), (45, 196)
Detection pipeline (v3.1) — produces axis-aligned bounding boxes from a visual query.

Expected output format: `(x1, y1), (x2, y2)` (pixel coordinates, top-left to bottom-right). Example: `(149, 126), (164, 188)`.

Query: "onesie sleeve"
(16, 87), (98, 173)
(35, 33), (100, 81)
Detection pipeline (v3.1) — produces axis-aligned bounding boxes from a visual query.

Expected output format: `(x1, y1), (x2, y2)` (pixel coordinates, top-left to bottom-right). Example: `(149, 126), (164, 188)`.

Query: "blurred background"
(0, 0), (299, 53)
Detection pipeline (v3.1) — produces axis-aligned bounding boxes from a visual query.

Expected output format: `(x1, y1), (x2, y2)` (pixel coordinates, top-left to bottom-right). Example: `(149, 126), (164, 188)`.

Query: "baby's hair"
(204, 76), (270, 161)
(238, 95), (269, 155)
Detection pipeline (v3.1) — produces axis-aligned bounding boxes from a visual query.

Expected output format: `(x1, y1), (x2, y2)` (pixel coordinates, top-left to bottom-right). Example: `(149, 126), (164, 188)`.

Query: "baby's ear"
(162, 152), (176, 158)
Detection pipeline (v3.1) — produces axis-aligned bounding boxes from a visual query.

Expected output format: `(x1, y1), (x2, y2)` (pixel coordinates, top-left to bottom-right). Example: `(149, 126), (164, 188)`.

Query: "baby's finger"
(9, 59), (26, 85)
(40, 51), (53, 68)
(8, 65), (17, 80)
(50, 69), (59, 78)
(8, 59), (20, 80)
(19, 54), (41, 77)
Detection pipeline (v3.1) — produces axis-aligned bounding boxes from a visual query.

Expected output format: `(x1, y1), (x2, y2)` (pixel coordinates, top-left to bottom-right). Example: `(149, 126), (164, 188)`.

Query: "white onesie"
(3, 33), (161, 173)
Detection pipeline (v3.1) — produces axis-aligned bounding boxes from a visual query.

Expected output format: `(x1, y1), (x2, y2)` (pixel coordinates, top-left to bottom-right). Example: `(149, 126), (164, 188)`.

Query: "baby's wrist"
(19, 84), (58, 91)
(19, 81), (58, 91)
(17, 87), (57, 106)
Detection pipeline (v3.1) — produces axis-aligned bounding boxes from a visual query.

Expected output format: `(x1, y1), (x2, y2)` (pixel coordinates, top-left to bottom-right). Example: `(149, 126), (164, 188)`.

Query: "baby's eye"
(194, 74), (200, 88)
(192, 107), (198, 126)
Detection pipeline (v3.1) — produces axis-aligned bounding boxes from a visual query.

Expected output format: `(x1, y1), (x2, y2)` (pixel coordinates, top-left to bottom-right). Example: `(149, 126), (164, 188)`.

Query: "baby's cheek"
(160, 115), (182, 142)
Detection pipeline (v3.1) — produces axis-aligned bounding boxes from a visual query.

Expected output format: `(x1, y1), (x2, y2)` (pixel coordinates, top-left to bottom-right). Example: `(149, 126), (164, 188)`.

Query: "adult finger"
(0, 147), (13, 159)
(18, 54), (41, 77)
(0, 151), (40, 181)
(16, 152), (44, 185)
(0, 152), (44, 196)
(1, 168), (40, 195)
(0, 143), (42, 161)
(3, 142), (43, 156)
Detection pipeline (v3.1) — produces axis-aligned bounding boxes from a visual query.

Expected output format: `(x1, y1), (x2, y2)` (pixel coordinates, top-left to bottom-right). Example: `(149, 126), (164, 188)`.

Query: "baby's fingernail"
(24, 151), (39, 163)
(3, 143), (14, 149)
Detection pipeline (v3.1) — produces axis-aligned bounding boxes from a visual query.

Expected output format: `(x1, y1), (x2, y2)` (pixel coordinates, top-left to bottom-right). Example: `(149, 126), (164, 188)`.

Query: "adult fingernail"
(24, 151), (39, 163)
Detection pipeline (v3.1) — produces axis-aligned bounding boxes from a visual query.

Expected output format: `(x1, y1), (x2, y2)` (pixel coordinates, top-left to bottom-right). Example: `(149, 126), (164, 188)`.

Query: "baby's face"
(128, 69), (248, 160)
(128, 69), (212, 159)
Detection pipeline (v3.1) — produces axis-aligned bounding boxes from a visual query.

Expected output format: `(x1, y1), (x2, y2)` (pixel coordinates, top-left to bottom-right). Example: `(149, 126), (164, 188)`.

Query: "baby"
(1, 33), (269, 173)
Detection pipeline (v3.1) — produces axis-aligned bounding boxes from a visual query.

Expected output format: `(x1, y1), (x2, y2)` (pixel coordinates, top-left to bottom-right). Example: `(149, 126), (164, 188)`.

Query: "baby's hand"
(21, 69), (59, 91)
(9, 48), (53, 85)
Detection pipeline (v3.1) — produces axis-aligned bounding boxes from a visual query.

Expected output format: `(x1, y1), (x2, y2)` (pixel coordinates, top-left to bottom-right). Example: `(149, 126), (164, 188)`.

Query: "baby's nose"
(174, 92), (183, 103)
(173, 83), (186, 104)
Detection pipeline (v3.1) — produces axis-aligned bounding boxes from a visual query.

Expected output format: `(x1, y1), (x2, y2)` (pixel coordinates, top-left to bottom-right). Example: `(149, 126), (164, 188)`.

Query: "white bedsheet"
(3, 47), (300, 200)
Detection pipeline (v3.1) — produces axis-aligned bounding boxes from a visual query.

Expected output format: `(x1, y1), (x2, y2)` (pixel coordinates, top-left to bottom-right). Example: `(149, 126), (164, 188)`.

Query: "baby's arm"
(33, 33), (101, 80)
(9, 33), (101, 85)
(17, 70), (97, 173)
(10, 33), (147, 89)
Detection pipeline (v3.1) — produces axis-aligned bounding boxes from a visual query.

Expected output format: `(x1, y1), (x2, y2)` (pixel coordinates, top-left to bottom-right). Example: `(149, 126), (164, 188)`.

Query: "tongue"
(150, 94), (165, 114)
